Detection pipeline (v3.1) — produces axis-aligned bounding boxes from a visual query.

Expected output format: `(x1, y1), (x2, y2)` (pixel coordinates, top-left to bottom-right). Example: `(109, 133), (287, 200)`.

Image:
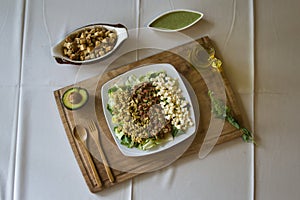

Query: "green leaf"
(120, 85), (128, 90)
(226, 115), (240, 129)
(242, 133), (249, 142)
(120, 135), (139, 148)
(114, 126), (124, 140)
(139, 139), (156, 150)
(171, 126), (184, 137)
(106, 104), (113, 115)
(108, 86), (118, 94)
(121, 135), (131, 147)
(208, 91), (227, 119)
(241, 128), (255, 144)
(208, 90), (256, 144)
(148, 72), (162, 79)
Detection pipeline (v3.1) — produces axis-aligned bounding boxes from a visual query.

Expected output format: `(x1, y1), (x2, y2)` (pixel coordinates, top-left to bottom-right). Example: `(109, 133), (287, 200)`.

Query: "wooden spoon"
(73, 125), (102, 187)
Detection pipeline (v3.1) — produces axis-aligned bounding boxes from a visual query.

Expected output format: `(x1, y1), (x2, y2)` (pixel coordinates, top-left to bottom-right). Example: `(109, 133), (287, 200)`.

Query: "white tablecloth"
(0, 0), (24, 199)
(1, 0), (299, 200)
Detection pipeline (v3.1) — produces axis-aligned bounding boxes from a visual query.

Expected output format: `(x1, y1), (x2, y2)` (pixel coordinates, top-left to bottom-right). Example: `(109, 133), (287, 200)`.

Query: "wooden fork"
(87, 120), (115, 183)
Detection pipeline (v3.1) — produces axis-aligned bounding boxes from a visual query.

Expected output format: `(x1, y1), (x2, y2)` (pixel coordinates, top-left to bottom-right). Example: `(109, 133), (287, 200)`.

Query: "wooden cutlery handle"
(95, 142), (115, 183)
(75, 139), (102, 188)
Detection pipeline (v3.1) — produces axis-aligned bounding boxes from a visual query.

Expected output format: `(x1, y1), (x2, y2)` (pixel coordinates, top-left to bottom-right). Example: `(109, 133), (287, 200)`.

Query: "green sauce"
(150, 11), (202, 30)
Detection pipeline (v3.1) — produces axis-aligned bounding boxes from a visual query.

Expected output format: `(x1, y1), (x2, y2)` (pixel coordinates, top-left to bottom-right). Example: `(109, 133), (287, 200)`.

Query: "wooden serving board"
(54, 36), (248, 193)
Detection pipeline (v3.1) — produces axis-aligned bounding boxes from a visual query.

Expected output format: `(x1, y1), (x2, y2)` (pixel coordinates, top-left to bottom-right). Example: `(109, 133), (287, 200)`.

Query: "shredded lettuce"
(138, 139), (157, 150)
(114, 126), (124, 140)
(171, 126), (184, 137)
(108, 86), (118, 94)
(125, 74), (139, 86)
(138, 75), (149, 82)
(148, 71), (163, 79)
(111, 115), (118, 124)
(137, 132), (173, 150)
(114, 129), (175, 151)
(120, 135), (139, 148)
(107, 104), (113, 115)
(124, 71), (165, 87)
(108, 84), (129, 97)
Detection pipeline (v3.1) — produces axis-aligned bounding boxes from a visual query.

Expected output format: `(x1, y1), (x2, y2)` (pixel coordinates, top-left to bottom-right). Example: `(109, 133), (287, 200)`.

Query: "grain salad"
(107, 71), (194, 150)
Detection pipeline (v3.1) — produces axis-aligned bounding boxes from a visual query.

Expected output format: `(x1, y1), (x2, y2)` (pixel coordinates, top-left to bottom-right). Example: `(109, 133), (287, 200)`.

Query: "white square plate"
(101, 63), (196, 157)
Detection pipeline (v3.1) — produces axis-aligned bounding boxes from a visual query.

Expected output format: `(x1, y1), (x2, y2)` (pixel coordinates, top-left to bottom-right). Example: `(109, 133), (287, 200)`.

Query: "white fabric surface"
(14, 0), (136, 199)
(134, 1), (253, 199)
(9, 0), (254, 199)
(255, 0), (300, 199)
(2, 0), (299, 199)
(0, 0), (24, 200)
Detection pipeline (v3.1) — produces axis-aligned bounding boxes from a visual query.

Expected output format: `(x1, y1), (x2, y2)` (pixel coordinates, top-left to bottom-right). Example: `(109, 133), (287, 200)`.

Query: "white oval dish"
(147, 9), (204, 32)
(51, 23), (128, 65)
(101, 63), (197, 157)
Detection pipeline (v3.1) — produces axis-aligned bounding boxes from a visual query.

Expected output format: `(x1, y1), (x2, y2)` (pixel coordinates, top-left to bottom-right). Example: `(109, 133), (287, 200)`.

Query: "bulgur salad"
(107, 70), (194, 150)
